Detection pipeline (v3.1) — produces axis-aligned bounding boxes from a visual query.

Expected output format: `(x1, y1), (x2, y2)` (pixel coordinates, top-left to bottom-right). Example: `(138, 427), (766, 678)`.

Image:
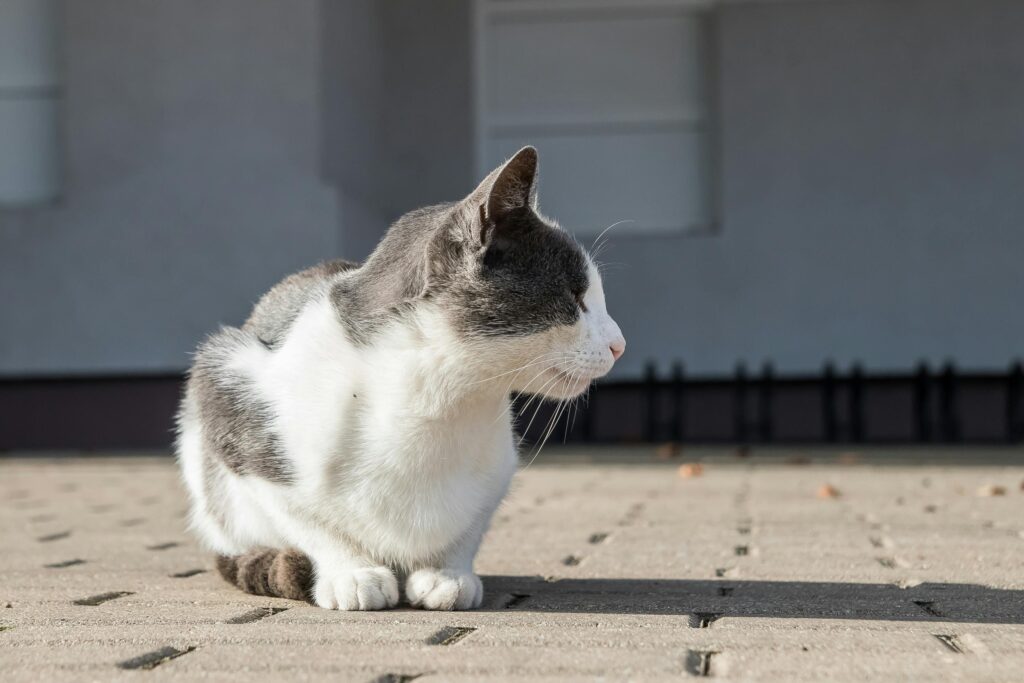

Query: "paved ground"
(2, 447), (1023, 682)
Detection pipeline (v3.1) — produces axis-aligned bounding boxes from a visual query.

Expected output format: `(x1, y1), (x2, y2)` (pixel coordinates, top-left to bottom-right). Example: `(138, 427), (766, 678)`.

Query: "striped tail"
(215, 548), (313, 602)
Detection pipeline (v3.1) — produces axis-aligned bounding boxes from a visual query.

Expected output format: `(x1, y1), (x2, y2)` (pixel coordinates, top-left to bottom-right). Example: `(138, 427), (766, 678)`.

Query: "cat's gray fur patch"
(329, 205), (453, 345)
(457, 205), (587, 336)
(216, 548), (312, 602)
(188, 327), (292, 482)
(244, 259), (358, 348)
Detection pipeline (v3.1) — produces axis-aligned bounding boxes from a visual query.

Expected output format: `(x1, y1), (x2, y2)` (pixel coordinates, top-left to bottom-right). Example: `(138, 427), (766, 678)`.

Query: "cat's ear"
(470, 146), (539, 244)
(486, 146), (538, 220)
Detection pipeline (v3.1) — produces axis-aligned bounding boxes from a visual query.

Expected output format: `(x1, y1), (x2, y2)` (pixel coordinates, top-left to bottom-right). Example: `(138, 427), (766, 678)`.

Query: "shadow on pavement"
(481, 575), (1024, 624)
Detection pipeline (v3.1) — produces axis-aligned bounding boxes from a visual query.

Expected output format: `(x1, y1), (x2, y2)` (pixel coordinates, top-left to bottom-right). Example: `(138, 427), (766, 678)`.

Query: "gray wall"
(0, 1), (338, 375)
(322, 0), (473, 258)
(0, 0), (471, 376)
(2, 0), (1021, 380)
(604, 0), (1024, 378)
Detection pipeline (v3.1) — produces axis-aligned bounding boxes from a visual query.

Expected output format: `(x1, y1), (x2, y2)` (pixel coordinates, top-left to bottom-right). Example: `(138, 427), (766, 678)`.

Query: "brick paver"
(2, 448), (1023, 681)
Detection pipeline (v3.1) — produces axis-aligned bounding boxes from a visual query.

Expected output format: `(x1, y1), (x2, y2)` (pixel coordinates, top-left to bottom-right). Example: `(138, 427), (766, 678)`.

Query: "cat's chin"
(538, 367), (594, 400)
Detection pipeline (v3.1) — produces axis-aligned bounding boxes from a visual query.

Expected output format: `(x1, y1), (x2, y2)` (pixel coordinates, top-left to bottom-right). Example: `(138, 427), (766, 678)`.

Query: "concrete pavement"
(2, 447), (1023, 681)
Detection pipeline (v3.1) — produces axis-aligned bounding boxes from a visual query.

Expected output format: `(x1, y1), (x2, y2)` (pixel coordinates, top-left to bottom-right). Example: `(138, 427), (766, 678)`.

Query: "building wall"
(1, 0), (1021, 380)
(606, 0), (1024, 378)
(0, 0), (338, 375)
(321, 0), (473, 258)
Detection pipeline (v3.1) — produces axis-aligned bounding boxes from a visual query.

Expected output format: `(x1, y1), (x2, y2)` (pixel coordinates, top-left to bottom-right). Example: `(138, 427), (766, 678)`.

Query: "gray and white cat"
(176, 147), (625, 610)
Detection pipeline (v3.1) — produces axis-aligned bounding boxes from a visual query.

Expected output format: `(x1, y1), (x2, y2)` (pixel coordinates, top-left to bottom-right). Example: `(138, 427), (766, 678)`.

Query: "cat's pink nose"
(610, 339), (625, 361)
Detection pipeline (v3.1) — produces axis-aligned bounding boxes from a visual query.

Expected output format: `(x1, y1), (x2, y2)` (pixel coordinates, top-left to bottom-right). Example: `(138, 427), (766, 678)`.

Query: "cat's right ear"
(467, 147), (539, 245)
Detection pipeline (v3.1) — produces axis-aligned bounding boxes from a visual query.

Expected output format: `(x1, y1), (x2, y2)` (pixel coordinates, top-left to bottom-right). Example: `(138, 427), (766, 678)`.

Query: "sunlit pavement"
(2, 447), (1023, 681)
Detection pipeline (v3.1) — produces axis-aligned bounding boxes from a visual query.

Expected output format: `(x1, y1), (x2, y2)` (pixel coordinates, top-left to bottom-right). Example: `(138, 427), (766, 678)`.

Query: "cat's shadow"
(477, 575), (1024, 624)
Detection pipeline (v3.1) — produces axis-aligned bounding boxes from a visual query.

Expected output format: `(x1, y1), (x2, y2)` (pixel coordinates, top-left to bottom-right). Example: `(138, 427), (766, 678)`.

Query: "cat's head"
(427, 147), (626, 399)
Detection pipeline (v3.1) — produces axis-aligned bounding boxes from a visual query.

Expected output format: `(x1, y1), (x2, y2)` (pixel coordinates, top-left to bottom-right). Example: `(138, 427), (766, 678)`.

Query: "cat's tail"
(215, 548), (313, 602)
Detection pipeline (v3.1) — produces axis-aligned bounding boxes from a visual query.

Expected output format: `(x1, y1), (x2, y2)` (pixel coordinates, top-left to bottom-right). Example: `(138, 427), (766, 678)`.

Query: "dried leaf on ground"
(817, 483), (841, 499)
(677, 463), (704, 478)
(976, 484), (1007, 497)
(837, 452), (861, 465)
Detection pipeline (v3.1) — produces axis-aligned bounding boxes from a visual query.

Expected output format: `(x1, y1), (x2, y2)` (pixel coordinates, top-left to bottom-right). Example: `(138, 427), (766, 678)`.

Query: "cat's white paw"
(406, 568), (483, 610)
(313, 566), (399, 610)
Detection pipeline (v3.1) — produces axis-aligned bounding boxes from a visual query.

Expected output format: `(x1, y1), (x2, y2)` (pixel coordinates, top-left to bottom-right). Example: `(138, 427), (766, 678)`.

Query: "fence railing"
(516, 360), (1024, 446)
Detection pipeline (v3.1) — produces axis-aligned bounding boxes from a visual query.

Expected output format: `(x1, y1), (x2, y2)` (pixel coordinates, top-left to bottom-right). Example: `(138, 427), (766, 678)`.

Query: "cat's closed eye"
(574, 291), (588, 313)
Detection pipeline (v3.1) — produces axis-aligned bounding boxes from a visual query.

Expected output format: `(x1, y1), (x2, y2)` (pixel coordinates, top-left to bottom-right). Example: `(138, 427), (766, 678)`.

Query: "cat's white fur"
(178, 261), (624, 610)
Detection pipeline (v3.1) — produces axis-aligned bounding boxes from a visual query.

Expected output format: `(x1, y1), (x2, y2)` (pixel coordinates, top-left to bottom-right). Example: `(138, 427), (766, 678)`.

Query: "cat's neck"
(366, 307), (511, 422)
(398, 369), (511, 426)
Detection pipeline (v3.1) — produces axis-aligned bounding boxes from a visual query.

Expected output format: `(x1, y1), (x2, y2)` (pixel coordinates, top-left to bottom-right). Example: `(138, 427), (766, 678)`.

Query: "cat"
(176, 147), (625, 610)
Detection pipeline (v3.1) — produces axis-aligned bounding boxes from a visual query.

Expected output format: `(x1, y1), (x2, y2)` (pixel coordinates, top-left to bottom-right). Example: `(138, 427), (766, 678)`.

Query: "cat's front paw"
(313, 566), (399, 610)
(406, 568), (483, 610)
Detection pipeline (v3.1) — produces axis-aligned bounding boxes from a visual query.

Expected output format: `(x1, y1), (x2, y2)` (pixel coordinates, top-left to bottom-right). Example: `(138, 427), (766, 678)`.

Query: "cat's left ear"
(470, 146), (539, 244)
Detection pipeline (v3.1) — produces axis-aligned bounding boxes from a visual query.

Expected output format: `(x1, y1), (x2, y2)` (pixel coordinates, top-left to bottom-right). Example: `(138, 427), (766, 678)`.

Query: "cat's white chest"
(260, 298), (517, 565)
(333, 377), (517, 563)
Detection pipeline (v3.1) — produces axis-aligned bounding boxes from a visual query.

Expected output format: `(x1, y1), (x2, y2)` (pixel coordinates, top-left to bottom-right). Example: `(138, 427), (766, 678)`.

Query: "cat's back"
(243, 259), (358, 347)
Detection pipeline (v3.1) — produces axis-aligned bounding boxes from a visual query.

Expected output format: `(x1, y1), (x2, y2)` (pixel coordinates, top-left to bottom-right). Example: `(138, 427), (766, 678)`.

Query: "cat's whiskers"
(508, 388), (545, 434)
(469, 351), (568, 387)
(520, 363), (587, 459)
(525, 364), (597, 468)
(516, 372), (567, 447)
(590, 219), (632, 262)
(494, 361), (566, 428)
(566, 370), (589, 441)
(489, 352), (574, 426)
(562, 387), (576, 443)
(564, 376), (586, 443)
(509, 354), (576, 408)
(516, 367), (576, 447)
(522, 387), (572, 470)
(592, 260), (629, 275)
(512, 364), (564, 407)
(590, 219), (632, 252)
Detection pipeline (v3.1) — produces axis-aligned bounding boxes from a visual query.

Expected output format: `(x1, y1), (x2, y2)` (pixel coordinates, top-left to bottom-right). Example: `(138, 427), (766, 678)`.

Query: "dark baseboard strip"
(2, 364), (1022, 451)
(0, 374), (184, 451)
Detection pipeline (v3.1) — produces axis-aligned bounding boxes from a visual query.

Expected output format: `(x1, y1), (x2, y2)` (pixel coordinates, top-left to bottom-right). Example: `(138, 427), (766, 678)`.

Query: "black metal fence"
(517, 360), (1024, 446)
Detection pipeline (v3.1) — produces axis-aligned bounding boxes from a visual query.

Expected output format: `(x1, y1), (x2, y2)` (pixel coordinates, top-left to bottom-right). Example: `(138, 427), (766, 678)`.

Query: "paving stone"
(1, 449), (1023, 681)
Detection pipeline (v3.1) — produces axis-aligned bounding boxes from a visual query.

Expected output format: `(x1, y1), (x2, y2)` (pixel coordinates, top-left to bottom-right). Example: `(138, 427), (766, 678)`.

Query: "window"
(0, 0), (61, 206)
(474, 0), (716, 236)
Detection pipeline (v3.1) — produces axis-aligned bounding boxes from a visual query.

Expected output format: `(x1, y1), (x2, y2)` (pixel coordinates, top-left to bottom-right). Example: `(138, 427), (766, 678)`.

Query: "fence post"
(914, 361), (931, 442)
(671, 361), (686, 443)
(734, 361), (748, 445)
(1009, 361), (1023, 444)
(940, 361), (959, 442)
(849, 363), (864, 442)
(823, 361), (838, 442)
(645, 361), (658, 443)
(759, 361), (774, 442)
